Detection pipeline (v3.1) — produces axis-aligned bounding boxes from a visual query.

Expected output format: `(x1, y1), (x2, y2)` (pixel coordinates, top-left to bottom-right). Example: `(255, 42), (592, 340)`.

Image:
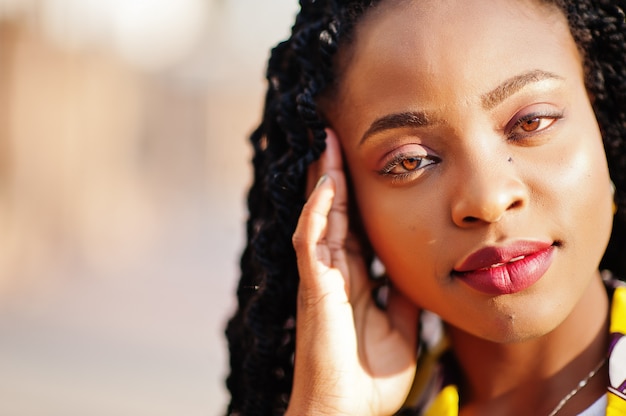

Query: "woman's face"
(324, 0), (614, 342)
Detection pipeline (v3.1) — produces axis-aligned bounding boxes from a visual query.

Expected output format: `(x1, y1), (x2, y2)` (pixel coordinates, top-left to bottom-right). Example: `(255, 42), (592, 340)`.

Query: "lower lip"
(455, 246), (556, 295)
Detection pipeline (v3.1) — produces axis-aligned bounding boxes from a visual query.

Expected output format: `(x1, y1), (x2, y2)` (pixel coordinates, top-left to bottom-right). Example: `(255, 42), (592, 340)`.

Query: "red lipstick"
(452, 241), (555, 295)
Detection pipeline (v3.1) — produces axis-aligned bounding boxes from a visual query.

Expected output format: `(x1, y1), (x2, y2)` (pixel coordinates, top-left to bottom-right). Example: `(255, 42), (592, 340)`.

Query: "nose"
(450, 158), (528, 227)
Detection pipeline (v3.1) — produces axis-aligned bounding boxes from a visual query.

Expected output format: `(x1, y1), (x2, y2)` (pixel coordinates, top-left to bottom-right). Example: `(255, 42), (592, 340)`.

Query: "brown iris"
(401, 158), (420, 171)
(521, 117), (541, 132)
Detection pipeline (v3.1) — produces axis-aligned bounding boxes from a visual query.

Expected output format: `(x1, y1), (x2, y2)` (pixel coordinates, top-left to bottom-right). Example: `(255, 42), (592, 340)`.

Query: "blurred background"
(0, 0), (298, 414)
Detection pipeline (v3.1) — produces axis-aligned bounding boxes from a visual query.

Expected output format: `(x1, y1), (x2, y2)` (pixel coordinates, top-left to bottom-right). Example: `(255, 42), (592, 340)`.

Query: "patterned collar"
(606, 278), (626, 415)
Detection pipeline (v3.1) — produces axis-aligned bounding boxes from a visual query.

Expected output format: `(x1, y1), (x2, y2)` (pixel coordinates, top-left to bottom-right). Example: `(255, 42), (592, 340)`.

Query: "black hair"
(225, 1), (626, 414)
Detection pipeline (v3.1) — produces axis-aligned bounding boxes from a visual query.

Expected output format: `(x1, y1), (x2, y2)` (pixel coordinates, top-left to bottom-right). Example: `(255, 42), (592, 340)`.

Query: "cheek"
(351, 177), (450, 284)
(563, 142), (612, 249)
(533, 125), (612, 267)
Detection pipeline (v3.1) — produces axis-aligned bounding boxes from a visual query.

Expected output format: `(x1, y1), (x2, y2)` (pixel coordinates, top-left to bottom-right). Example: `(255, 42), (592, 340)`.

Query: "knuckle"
(331, 199), (348, 214)
(325, 239), (345, 253)
(292, 230), (306, 250)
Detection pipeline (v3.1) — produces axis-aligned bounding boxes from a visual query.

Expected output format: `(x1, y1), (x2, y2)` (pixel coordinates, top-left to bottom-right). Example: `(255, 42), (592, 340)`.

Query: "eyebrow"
(359, 111), (435, 146)
(481, 69), (563, 110)
(358, 69), (564, 146)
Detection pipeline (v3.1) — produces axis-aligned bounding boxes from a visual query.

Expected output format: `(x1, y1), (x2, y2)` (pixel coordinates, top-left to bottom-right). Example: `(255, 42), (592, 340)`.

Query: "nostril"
(509, 200), (523, 210)
(463, 216), (480, 223)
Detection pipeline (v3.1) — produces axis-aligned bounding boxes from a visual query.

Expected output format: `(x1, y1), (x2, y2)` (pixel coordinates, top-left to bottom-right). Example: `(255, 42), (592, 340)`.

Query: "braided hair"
(225, 1), (626, 414)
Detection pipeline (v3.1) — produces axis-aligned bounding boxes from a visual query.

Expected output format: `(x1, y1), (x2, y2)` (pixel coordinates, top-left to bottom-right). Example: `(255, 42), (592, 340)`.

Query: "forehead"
(333, 0), (578, 111)
(357, 0), (562, 51)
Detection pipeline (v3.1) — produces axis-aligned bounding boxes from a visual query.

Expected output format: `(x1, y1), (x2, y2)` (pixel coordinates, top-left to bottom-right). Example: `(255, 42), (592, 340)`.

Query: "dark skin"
(290, 0), (613, 414)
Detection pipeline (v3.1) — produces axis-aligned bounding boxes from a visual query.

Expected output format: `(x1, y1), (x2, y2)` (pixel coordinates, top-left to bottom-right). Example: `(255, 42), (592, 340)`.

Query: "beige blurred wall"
(0, 1), (298, 414)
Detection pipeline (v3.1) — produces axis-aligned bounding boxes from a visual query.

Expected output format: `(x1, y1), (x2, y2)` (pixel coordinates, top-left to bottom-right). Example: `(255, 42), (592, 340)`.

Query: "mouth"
(452, 241), (557, 295)
(482, 254), (527, 269)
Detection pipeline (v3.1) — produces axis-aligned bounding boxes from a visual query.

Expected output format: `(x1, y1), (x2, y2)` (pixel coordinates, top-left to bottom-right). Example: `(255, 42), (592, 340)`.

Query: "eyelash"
(507, 110), (564, 140)
(378, 153), (440, 182)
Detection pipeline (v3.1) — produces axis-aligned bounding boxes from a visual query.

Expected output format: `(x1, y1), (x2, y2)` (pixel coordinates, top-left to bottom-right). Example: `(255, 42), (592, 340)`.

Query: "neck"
(451, 273), (609, 416)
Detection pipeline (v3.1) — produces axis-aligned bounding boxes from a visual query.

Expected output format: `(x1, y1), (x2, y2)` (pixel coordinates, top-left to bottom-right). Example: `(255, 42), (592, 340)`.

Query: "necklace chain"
(547, 357), (607, 416)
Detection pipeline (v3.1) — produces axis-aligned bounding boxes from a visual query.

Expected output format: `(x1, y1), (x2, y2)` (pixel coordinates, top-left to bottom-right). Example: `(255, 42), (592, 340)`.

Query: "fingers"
(297, 129), (350, 265)
(306, 128), (344, 196)
(293, 173), (337, 275)
(321, 130), (350, 256)
(297, 128), (369, 303)
(320, 128), (344, 175)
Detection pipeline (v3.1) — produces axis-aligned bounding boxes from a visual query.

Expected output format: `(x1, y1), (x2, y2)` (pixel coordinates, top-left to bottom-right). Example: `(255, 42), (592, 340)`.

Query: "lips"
(452, 241), (556, 295)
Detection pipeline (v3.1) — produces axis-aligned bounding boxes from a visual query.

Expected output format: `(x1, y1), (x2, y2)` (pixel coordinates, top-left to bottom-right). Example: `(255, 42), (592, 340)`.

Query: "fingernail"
(314, 174), (328, 190)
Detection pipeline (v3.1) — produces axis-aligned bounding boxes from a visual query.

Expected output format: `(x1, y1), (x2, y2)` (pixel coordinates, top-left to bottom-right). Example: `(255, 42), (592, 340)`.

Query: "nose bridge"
(451, 144), (527, 226)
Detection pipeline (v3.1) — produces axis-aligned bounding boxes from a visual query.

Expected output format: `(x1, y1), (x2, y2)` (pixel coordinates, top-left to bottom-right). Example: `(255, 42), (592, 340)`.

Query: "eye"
(508, 111), (563, 140)
(390, 156), (434, 174)
(379, 153), (440, 179)
(517, 116), (552, 132)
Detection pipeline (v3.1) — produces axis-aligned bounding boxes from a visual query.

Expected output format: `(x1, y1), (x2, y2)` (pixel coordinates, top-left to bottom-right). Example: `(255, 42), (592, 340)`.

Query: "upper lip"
(453, 240), (554, 273)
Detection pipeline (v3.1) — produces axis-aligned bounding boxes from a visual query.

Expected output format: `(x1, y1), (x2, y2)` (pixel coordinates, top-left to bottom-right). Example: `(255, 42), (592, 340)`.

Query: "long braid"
(226, 1), (626, 414)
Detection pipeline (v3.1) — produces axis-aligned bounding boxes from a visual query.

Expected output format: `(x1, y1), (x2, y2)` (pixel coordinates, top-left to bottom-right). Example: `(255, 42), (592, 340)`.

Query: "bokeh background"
(0, 0), (298, 414)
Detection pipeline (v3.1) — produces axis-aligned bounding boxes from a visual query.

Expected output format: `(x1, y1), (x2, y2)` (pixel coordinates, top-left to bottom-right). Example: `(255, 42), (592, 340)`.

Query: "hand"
(288, 129), (420, 416)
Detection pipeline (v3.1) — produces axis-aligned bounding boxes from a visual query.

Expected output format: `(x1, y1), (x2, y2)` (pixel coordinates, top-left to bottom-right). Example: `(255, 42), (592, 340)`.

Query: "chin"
(451, 294), (570, 344)
(478, 319), (559, 344)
